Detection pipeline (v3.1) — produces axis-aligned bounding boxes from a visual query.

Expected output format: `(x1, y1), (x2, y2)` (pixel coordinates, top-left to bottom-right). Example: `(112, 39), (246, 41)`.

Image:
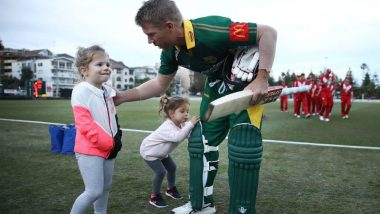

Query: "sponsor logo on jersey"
(188, 31), (194, 43)
(230, 23), (249, 41)
(203, 56), (218, 64)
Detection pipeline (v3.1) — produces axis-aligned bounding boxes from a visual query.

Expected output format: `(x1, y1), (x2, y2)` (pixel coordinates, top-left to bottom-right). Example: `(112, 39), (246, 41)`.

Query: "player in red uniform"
(305, 74), (314, 118)
(292, 74), (301, 118)
(298, 73), (310, 118)
(328, 80), (336, 117)
(280, 80), (288, 112)
(310, 76), (320, 116)
(340, 77), (353, 118)
(319, 69), (334, 122)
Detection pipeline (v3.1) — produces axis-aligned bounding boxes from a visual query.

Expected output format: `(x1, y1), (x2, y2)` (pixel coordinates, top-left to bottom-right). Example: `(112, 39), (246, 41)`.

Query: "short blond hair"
(135, 0), (183, 27)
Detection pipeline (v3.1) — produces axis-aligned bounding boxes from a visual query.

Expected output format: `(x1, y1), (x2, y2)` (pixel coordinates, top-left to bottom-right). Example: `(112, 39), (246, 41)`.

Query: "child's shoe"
(149, 193), (168, 208)
(165, 186), (183, 199)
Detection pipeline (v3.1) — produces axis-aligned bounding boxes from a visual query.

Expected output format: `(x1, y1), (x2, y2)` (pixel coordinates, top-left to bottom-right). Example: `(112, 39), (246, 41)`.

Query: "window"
(59, 62), (65, 69)
(38, 63), (43, 67)
(116, 77), (121, 81)
(117, 84), (121, 89)
(66, 63), (72, 69)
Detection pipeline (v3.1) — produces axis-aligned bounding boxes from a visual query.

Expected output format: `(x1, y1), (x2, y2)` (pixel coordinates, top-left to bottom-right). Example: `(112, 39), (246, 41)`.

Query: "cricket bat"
(204, 85), (311, 122)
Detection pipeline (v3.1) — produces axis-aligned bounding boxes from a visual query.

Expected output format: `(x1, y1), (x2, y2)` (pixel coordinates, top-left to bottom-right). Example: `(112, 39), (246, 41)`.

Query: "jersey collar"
(176, 19), (195, 50)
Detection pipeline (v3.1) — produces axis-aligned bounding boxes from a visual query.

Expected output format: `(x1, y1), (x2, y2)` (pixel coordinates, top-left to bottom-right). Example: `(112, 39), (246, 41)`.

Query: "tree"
(20, 67), (34, 88)
(1, 75), (20, 89)
(361, 72), (376, 98)
(360, 63), (369, 71)
(189, 72), (206, 95)
(134, 77), (150, 87)
(0, 40), (4, 50)
(268, 75), (275, 86)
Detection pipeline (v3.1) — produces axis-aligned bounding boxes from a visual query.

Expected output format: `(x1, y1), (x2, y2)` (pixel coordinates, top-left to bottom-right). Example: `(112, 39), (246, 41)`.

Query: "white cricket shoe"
(171, 202), (216, 214)
(325, 118), (330, 122)
(319, 116), (324, 121)
(345, 115), (349, 119)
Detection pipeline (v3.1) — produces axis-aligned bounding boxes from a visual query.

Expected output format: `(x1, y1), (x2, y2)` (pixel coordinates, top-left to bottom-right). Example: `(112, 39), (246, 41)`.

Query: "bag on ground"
(61, 124), (76, 155)
(48, 125), (64, 153)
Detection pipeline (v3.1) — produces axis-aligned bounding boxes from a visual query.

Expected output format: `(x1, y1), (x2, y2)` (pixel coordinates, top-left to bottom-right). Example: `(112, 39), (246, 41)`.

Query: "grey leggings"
(70, 153), (115, 214)
(145, 155), (177, 195)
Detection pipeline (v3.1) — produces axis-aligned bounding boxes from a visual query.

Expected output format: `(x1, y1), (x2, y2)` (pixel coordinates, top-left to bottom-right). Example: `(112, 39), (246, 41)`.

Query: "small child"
(70, 45), (122, 214)
(140, 96), (199, 208)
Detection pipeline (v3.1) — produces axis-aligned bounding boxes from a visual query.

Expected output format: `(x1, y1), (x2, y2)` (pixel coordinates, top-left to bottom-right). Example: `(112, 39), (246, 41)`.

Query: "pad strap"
(203, 160), (219, 171)
(204, 186), (214, 196)
(204, 145), (219, 153)
(202, 136), (219, 153)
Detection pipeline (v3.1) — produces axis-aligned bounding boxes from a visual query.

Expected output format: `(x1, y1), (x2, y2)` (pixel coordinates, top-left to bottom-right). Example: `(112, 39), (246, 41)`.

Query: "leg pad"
(228, 124), (263, 214)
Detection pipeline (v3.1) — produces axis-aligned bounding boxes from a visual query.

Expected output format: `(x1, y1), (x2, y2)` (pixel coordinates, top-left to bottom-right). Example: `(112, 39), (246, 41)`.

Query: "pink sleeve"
(73, 105), (113, 145)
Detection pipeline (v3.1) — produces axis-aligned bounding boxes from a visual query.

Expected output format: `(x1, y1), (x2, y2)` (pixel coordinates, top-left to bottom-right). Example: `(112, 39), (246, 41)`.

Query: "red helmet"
(326, 68), (332, 73)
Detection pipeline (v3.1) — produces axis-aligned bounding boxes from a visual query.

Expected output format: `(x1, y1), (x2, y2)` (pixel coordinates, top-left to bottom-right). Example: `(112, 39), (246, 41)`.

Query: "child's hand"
(190, 116), (200, 125)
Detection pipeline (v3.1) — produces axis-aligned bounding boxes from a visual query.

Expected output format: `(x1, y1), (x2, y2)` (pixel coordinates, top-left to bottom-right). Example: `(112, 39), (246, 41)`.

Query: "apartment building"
(7, 48), (135, 97)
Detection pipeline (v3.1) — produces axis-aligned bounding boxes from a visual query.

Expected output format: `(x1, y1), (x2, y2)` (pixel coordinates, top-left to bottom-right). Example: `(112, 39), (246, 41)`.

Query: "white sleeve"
(156, 121), (194, 143)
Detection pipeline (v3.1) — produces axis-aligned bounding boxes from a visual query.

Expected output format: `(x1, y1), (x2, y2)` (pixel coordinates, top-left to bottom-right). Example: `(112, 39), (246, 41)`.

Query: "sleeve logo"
(230, 22), (249, 41)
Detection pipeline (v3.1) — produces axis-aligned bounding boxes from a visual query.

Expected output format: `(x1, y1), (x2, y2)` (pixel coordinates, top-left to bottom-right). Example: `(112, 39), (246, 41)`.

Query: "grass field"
(0, 99), (379, 214)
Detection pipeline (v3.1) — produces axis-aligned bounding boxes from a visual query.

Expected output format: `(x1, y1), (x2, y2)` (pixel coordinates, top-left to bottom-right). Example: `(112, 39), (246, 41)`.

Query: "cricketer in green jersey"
(116, 0), (277, 213)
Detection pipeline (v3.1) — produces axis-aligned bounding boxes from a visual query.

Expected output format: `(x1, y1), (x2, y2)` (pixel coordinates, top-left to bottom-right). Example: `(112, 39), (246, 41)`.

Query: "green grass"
(0, 99), (379, 213)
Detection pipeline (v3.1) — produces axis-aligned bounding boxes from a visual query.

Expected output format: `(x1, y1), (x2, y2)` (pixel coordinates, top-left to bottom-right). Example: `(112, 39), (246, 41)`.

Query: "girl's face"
(80, 52), (111, 88)
(169, 103), (190, 126)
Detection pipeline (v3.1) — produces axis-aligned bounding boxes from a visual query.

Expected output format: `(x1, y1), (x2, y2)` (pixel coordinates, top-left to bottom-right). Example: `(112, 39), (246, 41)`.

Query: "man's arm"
(113, 72), (176, 106)
(244, 24), (277, 105)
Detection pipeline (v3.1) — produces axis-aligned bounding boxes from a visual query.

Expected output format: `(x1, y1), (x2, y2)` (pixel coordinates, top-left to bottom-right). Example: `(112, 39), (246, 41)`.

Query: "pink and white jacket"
(71, 81), (122, 159)
(140, 119), (194, 161)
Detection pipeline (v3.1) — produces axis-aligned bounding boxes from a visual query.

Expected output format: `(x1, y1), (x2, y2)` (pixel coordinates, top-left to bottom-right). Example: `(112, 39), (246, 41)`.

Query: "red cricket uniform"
(299, 79), (310, 117)
(341, 82), (353, 117)
(305, 79), (313, 117)
(319, 73), (334, 119)
(328, 83), (335, 115)
(292, 79), (301, 117)
(311, 82), (321, 115)
(280, 83), (288, 112)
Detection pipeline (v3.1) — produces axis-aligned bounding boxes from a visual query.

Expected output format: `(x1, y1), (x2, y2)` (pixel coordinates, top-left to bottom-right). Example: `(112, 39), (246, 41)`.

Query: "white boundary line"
(262, 139), (380, 150)
(1, 118), (380, 151)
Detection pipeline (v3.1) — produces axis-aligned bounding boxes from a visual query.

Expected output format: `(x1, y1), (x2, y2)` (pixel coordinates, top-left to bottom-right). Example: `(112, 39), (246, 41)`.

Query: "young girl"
(140, 96), (199, 208)
(70, 45), (122, 214)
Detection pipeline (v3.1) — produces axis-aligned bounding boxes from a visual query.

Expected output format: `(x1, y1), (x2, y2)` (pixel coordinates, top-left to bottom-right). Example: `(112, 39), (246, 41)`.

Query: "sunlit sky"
(1, 0), (379, 84)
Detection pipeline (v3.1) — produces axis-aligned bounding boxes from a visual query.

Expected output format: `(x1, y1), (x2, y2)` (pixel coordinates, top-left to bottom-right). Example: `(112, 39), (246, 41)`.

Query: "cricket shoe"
(166, 186), (183, 199)
(345, 115), (349, 119)
(324, 118), (330, 122)
(171, 202), (216, 214)
(319, 116), (324, 121)
(149, 193), (168, 208)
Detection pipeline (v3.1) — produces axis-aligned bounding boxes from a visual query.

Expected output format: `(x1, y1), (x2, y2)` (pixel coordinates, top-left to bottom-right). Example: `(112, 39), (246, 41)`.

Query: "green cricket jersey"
(159, 15), (258, 79)
(159, 16), (264, 135)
